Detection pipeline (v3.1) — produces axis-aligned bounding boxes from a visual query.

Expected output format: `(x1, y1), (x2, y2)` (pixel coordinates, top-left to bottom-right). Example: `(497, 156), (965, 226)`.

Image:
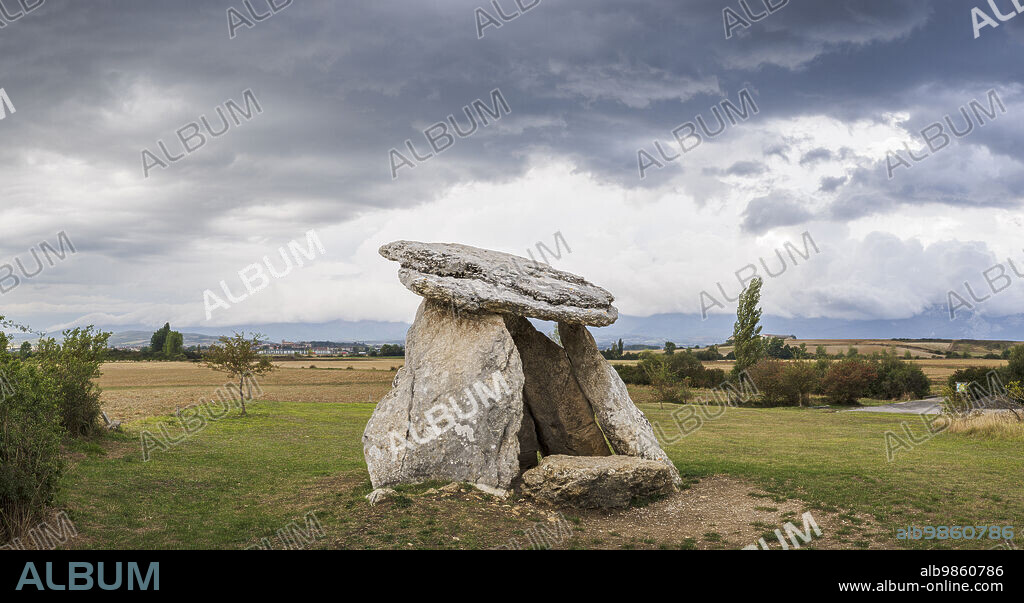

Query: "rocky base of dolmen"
(362, 241), (680, 508)
(520, 455), (677, 509)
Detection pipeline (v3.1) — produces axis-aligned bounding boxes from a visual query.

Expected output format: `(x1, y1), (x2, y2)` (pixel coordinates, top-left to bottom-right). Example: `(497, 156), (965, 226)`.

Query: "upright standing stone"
(362, 300), (524, 491)
(558, 322), (682, 485)
(504, 315), (611, 458)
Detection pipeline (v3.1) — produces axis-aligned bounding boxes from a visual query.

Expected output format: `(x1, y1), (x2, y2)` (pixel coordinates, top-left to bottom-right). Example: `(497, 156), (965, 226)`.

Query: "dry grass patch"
(936, 412), (1024, 440)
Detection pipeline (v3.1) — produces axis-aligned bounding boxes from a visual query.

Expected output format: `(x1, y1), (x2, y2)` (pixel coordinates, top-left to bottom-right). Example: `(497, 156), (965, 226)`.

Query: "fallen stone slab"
(519, 455), (677, 509)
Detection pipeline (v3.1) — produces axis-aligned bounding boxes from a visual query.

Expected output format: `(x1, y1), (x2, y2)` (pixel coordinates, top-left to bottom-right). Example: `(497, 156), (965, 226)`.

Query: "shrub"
(0, 337), (65, 540)
(614, 364), (649, 385)
(868, 355), (930, 400)
(643, 351), (725, 389)
(36, 327), (111, 437)
(783, 361), (820, 406)
(746, 360), (819, 406)
(747, 360), (796, 406)
(1007, 345), (1024, 382)
(639, 354), (693, 405)
(946, 366), (1003, 392)
(821, 359), (877, 405)
(694, 345), (723, 361)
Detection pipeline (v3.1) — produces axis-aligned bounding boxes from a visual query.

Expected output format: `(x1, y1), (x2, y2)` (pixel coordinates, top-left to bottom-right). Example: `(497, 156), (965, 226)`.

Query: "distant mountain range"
(8, 307), (1022, 349)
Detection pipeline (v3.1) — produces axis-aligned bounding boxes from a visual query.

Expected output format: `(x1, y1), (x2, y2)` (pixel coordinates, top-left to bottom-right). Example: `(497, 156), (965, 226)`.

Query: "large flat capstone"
(379, 240), (618, 326)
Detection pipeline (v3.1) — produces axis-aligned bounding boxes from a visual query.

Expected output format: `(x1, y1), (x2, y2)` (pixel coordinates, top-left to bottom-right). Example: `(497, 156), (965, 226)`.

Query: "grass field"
(44, 359), (1023, 550)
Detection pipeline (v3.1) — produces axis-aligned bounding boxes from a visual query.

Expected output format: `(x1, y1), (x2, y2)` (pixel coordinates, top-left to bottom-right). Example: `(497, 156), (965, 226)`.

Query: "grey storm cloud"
(0, 0), (1021, 329)
(741, 193), (814, 234)
(819, 175), (848, 193)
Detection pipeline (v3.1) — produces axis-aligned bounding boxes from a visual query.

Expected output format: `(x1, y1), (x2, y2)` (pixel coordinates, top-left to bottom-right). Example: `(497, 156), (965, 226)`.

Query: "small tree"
(731, 277), (764, 376)
(202, 333), (275, 416)
(150, 323), (171, 355)
(162, 331), (184, 359)
(664, 341), (676, 355)
(18, 341), (32, 359)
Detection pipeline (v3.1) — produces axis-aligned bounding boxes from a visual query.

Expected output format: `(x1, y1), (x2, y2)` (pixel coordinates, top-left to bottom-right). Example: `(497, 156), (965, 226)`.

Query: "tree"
(664, 341), (676, 355)
(150, 323), (171, 354)
(201, 333), (275, 416)
(162, 331), (184, 359)
(815, 345), (828, 359)
(18, 341), (32, 359)
(731, 277), (763, 375)
(617, 339), (624, 357)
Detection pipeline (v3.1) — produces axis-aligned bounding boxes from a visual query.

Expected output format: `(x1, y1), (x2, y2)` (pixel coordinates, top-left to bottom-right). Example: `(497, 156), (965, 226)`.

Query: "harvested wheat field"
(99, 361), (399, 423)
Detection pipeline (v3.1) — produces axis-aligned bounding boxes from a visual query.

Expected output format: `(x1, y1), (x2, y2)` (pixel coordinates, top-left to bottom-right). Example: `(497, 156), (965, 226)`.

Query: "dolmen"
(362, 241), (680, 508)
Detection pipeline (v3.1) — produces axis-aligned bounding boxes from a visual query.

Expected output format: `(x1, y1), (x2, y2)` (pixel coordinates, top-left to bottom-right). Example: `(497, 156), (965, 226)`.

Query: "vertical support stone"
(504, 316), (612, 458)
(558, 322), (682, 486)
(362, 300), (524, 491)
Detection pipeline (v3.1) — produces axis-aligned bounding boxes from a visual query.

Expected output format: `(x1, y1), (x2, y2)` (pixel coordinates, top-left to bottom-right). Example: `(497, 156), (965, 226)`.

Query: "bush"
(747, 360), (796, 406)
(36, 327), (111, 437)
(614, 364), (648, 385)
(946, 366), (1002, 392)
(638, 354), (693, 405)
(1007, 345), (1024, 382)
(784, 361), (820, 406)
(640, 351), (725, 389)
(0, 337), (65, 540)
(821, 359), (877, 405)
(868, 355), (930, 400)
(746, 360), (819, 407)
(694, 345), (723, 361)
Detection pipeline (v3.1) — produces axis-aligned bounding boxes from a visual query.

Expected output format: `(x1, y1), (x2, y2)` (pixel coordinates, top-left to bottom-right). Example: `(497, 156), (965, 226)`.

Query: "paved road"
(845, 398), (942, 415)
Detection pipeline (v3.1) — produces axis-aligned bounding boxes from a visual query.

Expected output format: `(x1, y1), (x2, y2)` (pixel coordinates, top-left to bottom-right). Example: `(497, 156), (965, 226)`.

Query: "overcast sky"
(1, 0), (1022, 339)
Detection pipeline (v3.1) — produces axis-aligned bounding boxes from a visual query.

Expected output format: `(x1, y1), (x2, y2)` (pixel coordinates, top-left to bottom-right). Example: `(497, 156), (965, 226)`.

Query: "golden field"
(98, 353), (1010, 424)
(98, 361), (403, 423)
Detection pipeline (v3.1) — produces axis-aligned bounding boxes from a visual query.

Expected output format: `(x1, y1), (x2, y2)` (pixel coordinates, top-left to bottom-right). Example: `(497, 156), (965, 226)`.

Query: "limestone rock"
(558, 322), (682, 486)
(519, 455), (677, 509)
(362, 299), (525, 490)
(504, 315), (611, 459)
(366, 488), (397, 506)
(379, 240), (617, 326)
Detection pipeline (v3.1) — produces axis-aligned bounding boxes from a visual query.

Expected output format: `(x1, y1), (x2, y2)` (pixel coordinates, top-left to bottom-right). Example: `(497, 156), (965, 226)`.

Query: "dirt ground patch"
(315, 474), (889, 550)
(565, 475), (886, 550)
